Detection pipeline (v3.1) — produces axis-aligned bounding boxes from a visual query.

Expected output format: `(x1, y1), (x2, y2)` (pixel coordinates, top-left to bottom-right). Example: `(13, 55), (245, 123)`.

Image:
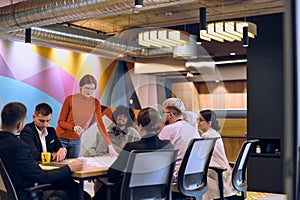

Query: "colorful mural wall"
(0, 39), (163, 127)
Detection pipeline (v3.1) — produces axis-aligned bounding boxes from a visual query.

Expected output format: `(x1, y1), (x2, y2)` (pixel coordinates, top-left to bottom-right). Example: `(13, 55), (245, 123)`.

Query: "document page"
(49, 156), (116, 168)
(86, 156), (116, 168)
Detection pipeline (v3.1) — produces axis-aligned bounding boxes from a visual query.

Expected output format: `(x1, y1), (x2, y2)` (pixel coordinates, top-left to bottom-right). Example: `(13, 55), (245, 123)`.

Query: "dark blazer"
(20, 122), (63, 161)
(108, 133), (173, 182)
(93, 133), (173, 200)
(0, 131), (72, 200)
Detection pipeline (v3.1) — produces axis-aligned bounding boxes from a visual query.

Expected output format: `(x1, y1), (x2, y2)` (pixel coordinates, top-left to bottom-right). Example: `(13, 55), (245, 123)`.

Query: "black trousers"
(40, 179), (91, 200)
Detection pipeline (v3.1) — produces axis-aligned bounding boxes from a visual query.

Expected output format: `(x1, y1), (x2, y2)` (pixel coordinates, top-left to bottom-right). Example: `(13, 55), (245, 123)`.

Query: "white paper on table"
(86, 156), (116, 168)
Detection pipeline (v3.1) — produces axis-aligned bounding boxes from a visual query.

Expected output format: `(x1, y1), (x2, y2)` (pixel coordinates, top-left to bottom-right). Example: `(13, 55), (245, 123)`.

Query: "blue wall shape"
(0, 76), (61, 128)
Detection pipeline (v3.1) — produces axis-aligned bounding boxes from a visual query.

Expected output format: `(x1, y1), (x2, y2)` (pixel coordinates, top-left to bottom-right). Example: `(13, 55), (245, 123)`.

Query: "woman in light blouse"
(198, 109), (238, 200)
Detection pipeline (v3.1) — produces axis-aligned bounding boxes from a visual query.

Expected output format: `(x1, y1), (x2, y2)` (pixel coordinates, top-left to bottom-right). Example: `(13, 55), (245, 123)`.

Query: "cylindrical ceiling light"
(243, 26), (249, 47)
(200, 7), (206, 32)
(25, 28), (31, 43)
(134, 0), (143, 8)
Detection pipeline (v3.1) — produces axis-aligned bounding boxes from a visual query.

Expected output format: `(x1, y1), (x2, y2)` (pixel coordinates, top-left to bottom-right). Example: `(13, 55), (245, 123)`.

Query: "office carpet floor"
(84, 181), (287, 199)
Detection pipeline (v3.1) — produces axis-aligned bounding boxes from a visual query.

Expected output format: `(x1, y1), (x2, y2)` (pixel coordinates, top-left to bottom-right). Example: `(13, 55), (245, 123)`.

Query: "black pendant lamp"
(243, 26), (249, 47)
(134, 0), (143, 8)
(200, 7), (206, 32)
(25, 28), (31, 43)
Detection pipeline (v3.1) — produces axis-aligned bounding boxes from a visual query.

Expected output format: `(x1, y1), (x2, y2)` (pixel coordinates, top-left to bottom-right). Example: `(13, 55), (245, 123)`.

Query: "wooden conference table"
(40, 156), (117, 200)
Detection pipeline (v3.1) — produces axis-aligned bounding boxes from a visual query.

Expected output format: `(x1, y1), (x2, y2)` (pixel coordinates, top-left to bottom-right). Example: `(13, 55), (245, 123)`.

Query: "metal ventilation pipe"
(0, 0), (188, 58)
(0, 0), (133, 33)
(0, 25), (173, 58)
(0, 0), (184, 34)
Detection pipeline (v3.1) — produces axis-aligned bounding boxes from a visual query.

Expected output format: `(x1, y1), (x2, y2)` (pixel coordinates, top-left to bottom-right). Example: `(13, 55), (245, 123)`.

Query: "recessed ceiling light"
(186, 71), (194, 77)
(215, 59), (247, 65)
(230, 52), (236, 56)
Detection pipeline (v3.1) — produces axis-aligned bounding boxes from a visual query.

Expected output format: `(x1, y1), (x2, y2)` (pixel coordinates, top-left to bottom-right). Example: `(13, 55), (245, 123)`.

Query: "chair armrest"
(25, 183), (51, 192)
(25, 183), (51, 200)
(209, 166), (227, 174)
(97, 177), (116, 187)
(229, 162), (235, 168)
(208, 166), (227, 199)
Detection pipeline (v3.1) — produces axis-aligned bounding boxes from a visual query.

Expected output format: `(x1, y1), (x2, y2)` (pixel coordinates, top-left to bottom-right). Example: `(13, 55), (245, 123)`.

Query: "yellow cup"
(41, 152), (51, 164)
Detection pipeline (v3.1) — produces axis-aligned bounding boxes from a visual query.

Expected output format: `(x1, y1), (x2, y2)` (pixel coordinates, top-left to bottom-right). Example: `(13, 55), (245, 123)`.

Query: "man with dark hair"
(0, 102), (90, 200)
(20, 103), (67, 162)
(1, 102), (27, 132)
(95, 105), (141, 155)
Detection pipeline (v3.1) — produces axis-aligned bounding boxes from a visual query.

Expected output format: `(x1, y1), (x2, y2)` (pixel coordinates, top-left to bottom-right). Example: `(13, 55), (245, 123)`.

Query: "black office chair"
(209, 139), (259, 200)
(98, 149), (178, 200)
(172, 137), (218, 200)
(0, 158), (51, 200)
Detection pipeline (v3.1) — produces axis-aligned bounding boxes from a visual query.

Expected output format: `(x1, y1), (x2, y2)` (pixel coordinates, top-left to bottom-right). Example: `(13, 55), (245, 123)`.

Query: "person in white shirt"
(158, 98), (200, 180)
(198, 109), (238, 200)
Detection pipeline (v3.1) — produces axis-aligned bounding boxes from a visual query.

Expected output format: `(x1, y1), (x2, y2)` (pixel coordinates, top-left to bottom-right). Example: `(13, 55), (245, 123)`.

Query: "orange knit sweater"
(56, 93), (111, 145)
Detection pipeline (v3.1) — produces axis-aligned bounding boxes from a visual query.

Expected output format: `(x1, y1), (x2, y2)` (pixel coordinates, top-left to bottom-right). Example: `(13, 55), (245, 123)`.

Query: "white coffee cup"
(79, 157), (88, 170)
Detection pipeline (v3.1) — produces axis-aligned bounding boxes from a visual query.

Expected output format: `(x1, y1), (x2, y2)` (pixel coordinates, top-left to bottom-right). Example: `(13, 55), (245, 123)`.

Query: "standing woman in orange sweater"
(56, 74), (118, 158)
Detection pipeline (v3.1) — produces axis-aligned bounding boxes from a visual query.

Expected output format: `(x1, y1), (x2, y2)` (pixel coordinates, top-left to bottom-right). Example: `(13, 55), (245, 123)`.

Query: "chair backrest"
(177, 137), (218, 200)
(231, 139), (259, 199)
(0, 158), (18, 200)
(120, 149), (178, 200)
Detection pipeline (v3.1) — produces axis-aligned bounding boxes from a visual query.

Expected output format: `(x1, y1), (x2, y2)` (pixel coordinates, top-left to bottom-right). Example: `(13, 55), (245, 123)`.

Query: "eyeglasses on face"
(197, 118), (206, 122)
(159, 110), (171, 116)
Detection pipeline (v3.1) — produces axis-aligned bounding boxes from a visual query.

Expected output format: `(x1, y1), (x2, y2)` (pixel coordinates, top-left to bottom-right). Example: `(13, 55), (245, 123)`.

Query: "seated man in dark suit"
(93, 107), (173, 200)
(0, 102), (91, 200)
(20, 103), (66, 162)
